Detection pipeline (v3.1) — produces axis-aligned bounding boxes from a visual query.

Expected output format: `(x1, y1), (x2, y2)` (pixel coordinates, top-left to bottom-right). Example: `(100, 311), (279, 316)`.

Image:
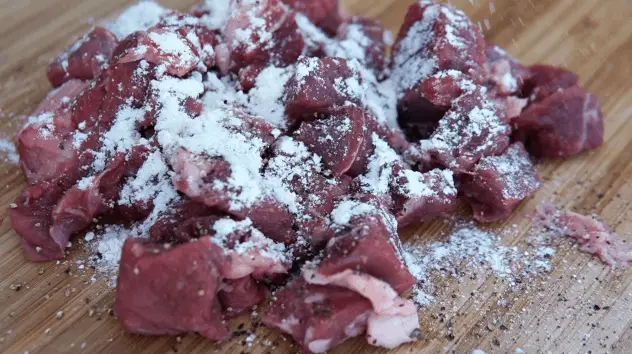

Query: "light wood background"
(1, 0), (631, 353)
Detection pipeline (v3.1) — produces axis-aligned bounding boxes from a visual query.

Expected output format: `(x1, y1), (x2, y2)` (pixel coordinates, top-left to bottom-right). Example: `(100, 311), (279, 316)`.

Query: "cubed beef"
(418, 86), (511, 172)
(461, 142), (541, 222)
(281, 0), (342, 36)
(149, 200), (218, 242)
(8, 182), (67, 261)
(33, 79), (90, 115)
(513, 86), (603, 157)
(115, 237), (229, 340)
(49, 156), (127, 251)
(264, 137), (350, 248)
(285, 57), (363, 120)
(218, 276), (268, 318)
(536, 203), (632, 268)
(47, 26), (118, 87)
(397, 70), (475, 141)
(522, 64), (579, 103)
(293, 104), (366, 177)
(154, 11), (219, 68)
(330, 17), (387, 75)
(392, 1), (486, 99)
(317, 211), (416, 293)
(117, 28), (200, 77)
(302, 267), (419, 349)
(392, 168), (457, 228)
(224, 0), (305, 69)
(484, 45), (530, 96)
(264, 278), (373, 353)
(246, 198), (296, 245)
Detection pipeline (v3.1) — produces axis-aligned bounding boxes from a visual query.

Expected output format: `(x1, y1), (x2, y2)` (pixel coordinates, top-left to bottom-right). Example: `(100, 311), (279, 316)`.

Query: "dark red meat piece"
(8, 182), (67, 261)
(484, 45), (530, 97)
(285, 57), (363, 120)
(417, 86), (511, 172)
(461, 142), (541, 222)
(264, 277), (372, 353)
(155, 11), (219, 68)
(33, 79), (90, 115)
(392, 168), (457, 228)
(117, 28), (199, 77)
(293, 104), (366, 177)
(149, 200), (217, 243)
(397, 70), (473, 141)
(281, 0), (342, 36)
(218, 276), (268, 318)
(224, 0), (305, 69)
(319, 213), (416, 293)
(513, 86), (603, 157)
(392, 1), (486, 98)
(333, 17), (387, 74)
(522, 64), (579, 103)
(115, 237), (229, 340)
(47, 26), (118, 88)
(246, 198), (296, 245)
(50, 156), (127, 250)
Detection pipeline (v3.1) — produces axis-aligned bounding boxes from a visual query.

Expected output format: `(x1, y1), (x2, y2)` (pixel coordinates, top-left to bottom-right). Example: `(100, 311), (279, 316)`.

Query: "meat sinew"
(8, 0), (608, 353)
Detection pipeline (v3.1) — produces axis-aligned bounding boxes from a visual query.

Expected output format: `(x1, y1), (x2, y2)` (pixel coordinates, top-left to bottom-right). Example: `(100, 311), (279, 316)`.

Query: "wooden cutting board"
(1, 0), (631, 353)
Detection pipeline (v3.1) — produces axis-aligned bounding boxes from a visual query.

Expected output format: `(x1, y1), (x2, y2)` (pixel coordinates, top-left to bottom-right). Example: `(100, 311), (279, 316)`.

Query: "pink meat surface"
(281, 0), (341, 36)
(285, 56), (363, 120)
(536, 203), (632, 268)
(225, 0), (305, 69)
(461, 142), (541, 222)
(264, 278), (373, 353)
(513, 86), (604, 157)
(115, 237), (230, 339)
(47, 26), (118, 87)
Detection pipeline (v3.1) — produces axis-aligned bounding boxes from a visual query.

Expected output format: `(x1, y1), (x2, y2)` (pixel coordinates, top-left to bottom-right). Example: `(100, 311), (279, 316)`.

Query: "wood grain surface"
(1, 0), (631, 353)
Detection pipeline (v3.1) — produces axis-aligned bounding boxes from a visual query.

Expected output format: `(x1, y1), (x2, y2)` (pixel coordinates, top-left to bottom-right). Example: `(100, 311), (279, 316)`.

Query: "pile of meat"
(8, 0), (604, 352)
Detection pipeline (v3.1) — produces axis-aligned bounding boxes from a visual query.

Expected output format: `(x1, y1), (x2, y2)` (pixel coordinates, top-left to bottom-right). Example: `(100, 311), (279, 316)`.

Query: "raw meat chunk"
(392, 168), (457, 228)
(264, 278), (373, 353)
(115, 237), (229, 340)
(318, 200), (417, 293)
(149, 200), (217, 242)
(281, 0), (342, 36)
(285, 57), (363, 120)
(397, 70), (475, 141)
(330, 17), (387, 75)
(50, 157), (127, 253)
(513, 86), (603, 157)
(224, 0), (305, 69)
(8, 182), (67, 261)
(302, 268), (419, 349)
(293, 104), (366, 176)
(264, 137), (349, 248)
(33, 79), (90, 115)
(391, 1), (486, 98)
(416, 86), (511, 172)
(218, 276), (268, 318)
(484, 45), (530, 96)
(522, 64), (579, 103)
(461, 143), (541, 222)
(117, 28), (200, 77)
(154, 11), (219, 68)
(536, 203), (632, 268)
(47, 26), (118, 87)
(207, 218), (291, 279)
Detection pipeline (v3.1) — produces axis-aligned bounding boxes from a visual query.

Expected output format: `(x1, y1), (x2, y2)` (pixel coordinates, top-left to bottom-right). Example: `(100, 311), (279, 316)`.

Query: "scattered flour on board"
(0, 138), (19, 164)
(404, 223), (557, 306)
